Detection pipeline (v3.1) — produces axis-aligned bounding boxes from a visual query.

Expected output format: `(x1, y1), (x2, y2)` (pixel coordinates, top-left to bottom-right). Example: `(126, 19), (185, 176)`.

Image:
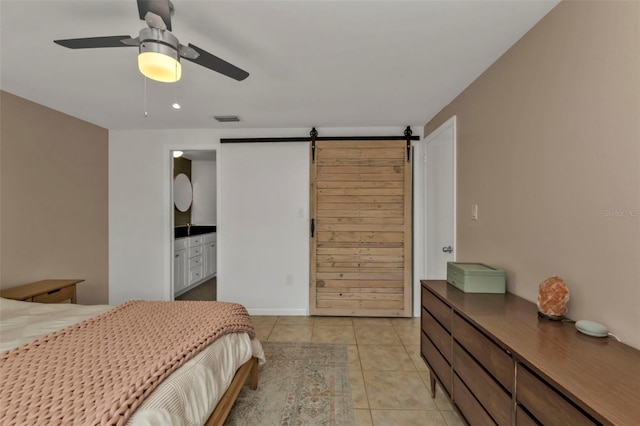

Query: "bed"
(0, 297), (265, 425)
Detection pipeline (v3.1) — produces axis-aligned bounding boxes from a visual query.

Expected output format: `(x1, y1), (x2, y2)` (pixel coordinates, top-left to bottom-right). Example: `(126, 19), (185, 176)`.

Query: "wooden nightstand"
(0, 279), (84, 304)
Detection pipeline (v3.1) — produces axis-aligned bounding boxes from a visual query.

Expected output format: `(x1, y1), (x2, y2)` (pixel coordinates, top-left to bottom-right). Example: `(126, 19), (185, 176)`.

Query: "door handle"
(310, 218), (315, 238)
(442, 246), (453, 253)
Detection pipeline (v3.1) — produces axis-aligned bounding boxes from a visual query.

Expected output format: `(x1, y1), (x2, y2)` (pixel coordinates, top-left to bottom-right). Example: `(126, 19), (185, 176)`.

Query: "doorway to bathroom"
(171, 149), (218, 301)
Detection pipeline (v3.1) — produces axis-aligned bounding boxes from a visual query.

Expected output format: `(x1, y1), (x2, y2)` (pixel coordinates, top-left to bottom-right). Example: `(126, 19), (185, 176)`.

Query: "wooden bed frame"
(204, 356), (259, 425)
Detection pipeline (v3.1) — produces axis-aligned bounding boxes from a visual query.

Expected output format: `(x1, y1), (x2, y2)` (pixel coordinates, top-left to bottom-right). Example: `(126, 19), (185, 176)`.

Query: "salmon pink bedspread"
(0, 300), (255, 426)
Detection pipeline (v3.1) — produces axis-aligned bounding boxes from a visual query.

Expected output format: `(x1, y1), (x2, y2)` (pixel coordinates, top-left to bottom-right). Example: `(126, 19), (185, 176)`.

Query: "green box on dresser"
(446, 262), (505, 293)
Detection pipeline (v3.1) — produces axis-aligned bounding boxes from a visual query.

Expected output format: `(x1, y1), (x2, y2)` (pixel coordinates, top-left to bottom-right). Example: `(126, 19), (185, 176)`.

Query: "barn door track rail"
(221, 125), (419, 164)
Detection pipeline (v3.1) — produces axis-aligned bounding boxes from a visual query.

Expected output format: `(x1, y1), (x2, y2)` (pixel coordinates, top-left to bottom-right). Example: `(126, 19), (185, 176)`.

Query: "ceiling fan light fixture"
(137, 28), (181, 83)
(138, 50), (181, 83)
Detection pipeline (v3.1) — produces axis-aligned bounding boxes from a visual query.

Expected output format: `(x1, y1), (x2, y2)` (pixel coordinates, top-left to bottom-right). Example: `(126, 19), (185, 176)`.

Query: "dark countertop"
(175, 225), (216, 238)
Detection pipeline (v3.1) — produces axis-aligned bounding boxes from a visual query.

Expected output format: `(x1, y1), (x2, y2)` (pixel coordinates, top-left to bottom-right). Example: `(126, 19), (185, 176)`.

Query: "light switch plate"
(471, 204), (478, 220)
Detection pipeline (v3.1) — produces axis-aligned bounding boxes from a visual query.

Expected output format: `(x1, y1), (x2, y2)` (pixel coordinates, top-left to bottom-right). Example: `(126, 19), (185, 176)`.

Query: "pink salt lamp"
(537, 276), (569, 320)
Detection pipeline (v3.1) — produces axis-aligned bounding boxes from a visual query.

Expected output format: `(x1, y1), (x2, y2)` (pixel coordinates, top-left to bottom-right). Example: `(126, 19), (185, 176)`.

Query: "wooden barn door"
(309, 140), (412, 317)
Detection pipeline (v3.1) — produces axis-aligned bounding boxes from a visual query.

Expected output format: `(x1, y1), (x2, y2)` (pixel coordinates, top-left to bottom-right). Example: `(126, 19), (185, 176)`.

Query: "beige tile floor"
(251, 315), (464, 426)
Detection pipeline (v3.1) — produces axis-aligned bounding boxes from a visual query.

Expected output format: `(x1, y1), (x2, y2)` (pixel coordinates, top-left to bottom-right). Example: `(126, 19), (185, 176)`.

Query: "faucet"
(187, 222), (193, 236)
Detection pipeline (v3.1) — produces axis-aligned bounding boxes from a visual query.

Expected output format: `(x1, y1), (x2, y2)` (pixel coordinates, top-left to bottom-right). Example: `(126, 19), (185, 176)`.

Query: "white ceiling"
(0, 1), (558, 131)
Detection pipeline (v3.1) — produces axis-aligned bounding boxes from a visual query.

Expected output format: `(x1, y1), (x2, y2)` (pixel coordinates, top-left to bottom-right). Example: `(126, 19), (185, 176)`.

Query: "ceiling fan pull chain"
(144, 76), (148, 117)
(172, 77), (181, 110)
(172, 62), (181, 110)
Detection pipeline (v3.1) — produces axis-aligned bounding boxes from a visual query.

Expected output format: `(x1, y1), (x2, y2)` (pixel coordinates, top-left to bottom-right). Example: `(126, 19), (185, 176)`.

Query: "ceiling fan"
(53, 0), (249, 83)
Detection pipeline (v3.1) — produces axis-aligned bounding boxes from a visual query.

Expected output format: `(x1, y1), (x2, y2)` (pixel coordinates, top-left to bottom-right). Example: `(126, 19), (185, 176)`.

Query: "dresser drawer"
(453, 342), (511, 426)
(188, 255), (203, 269)
(32, 285), (75, 304)
(421, 331), (451, 397)
(453, 312), (513, 392)
(203, 232), (216, 243)
(188, 245), (203, 258)
(421, 288), (451, 331)
(517, 364), (597, 426)
(453, 373), (497, 426)
(422, 307), (451, 361)
(515, 405), (539, 426)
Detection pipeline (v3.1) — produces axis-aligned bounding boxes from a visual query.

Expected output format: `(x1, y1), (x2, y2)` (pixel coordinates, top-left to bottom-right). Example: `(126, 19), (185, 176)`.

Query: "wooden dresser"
(1, 279), (84, 304)
(420, 280), (640, 425)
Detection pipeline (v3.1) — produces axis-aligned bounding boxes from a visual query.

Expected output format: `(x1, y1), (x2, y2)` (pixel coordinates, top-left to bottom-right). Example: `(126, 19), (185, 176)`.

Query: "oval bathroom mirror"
(174, 173), (193, 212)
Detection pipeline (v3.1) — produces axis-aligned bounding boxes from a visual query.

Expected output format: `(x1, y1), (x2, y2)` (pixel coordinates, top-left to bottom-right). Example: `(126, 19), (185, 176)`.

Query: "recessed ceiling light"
(173, 150), (184, 158)
(172, 102), (181, 110)
(214, 115), (240, 122)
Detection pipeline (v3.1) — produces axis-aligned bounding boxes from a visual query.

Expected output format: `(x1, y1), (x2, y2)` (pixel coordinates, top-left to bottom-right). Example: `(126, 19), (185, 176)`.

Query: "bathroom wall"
(173, 157), (191, 226)
(191, 160), (217, 225)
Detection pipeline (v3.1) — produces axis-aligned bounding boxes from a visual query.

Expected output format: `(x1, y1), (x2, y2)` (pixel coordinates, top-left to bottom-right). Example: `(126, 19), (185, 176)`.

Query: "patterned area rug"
(226, 342), (355, 425)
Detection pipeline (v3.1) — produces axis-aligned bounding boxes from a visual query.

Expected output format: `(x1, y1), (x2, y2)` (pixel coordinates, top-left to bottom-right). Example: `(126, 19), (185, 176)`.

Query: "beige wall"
(0, 91), (109, 304)
(425, 1), (640, 348)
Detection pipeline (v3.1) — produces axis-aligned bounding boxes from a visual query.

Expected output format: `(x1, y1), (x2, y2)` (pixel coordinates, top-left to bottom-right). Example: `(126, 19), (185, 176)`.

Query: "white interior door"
(425, 116), (456, 278)
(412, 116), (456, 315)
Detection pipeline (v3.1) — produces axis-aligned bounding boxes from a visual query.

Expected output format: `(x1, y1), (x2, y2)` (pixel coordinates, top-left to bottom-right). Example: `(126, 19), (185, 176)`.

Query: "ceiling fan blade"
(182, 44), (249, 81)
(137, 0), (172, 31)
(54, 36), (137, 49)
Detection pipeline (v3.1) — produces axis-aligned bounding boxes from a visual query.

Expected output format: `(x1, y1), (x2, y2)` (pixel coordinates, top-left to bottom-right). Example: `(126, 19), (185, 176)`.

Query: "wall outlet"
(471, 204), (478, 220)
(286, 274), (294, 286)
